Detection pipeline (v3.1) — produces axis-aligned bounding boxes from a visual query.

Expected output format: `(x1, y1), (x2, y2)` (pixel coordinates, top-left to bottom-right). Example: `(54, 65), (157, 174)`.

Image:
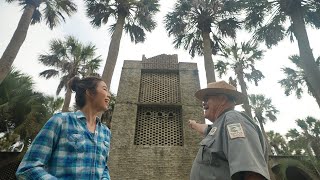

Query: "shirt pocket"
(198, 138), (215, 165)
(67, 133), (85, 153)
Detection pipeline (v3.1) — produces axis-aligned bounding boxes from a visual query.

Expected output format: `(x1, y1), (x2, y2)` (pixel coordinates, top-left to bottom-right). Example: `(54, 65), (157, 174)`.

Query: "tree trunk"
(290, 7), (320, 108)
(202, 31), (216, 83)
(101, 15), (126, 89)
(307, 81), (320, 109)
(270, 142), (281, 155)
(236, 65), (253, 118)
(258, 117), (277, 180)
(310, 138), (320, 157)
(0, 4), (35, 84)
(257, 117), (272, 154)
(62, 87), (72, 112)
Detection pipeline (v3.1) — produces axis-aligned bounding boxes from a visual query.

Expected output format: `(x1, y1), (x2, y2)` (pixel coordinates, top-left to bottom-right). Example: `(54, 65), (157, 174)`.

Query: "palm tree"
(0, 69), (46, 151)
(267, 130), (290, 155)
(0, 0), (77, 84)
(287, 116), (320, 157)
(249, 94), (279, 180)
(38, 36), (102, 112)
(242, 0), (320, 106)
(286, 117), (320, 178)
(85, 0), (160, 89)
(164, 0), (241, 83)
(0, 69), (42, 133)
(249, 94), (279, 150)
(43, 96), (64, 115)
(286, 128), (306, 156)
(279, 55), (320, 108)
(215, 41), (264, 118)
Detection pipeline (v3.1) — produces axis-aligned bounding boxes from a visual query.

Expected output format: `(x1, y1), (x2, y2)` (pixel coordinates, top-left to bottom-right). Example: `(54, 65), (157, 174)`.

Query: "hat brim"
(195, 88), (246, 105)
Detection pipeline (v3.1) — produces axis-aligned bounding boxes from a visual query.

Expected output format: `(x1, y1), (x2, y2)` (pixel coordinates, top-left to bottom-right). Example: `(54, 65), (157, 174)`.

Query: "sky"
(1, 0), (319, 135)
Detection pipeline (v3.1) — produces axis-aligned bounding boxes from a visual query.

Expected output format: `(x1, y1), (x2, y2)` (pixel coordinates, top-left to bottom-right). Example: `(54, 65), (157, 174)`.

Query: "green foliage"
(242, 0), (320, 48)
(216, 41), (265, 86)
(0, 69), (41, 132)
(279, 55), (320, 99)
(267, 130), (291, 155)
(0, 69), (57, 151)
(5, 0), (77, 29)
(38, 36), (102, 96)
(249, 94), (279, 124)
(43, 96), (64, 115)
(164, 0), (241, 57)
(85, 0), (160, 44)
(286, 116), (320, 157)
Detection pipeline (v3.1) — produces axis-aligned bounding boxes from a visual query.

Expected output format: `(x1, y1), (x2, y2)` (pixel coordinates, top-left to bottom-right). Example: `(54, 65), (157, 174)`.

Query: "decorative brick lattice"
(142, 63), (178, 70)
(142, 54), (178, 70)
(139, 72), (180, 104)
(134, 106), (183, 146)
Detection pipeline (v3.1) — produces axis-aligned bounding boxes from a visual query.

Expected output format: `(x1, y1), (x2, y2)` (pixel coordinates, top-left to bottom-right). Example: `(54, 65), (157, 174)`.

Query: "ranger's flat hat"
(195, 81), (246, 105)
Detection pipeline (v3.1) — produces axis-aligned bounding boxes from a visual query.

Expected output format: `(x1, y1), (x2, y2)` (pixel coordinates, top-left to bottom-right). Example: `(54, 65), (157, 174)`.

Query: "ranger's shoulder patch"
(209, 127), (217, 136)
(227, 123), (245, 139)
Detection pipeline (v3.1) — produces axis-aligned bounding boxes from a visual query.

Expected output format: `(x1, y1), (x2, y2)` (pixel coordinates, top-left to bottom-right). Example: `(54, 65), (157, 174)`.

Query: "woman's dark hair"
(68, 76), (103, 109)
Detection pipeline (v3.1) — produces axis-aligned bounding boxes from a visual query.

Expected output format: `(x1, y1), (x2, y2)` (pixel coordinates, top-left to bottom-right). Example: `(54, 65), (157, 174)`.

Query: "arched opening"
(272, 164), (314, 180)
(285, 166), (313, 180)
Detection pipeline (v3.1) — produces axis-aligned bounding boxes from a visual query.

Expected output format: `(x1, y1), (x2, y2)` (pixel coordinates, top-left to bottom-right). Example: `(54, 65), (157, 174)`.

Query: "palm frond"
(304, 8), (320, 29)
(243, 0), (270, 30)
(135, 0), (159, 31)
(43, 0), (77, 29)
(124, 23), (146, 43)
(56, 75), (69, 95)
(245, 69), (265, 86)
(215, 60), (229, 78)
(39, 69), (59, 79)
(85, 0), (115, 27)
(31, 9), (41, 24)
(217, 18), (240, 38)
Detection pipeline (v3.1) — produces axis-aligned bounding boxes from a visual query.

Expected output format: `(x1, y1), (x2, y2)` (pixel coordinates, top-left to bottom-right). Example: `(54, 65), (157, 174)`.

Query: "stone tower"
(108, 54), (204, 180)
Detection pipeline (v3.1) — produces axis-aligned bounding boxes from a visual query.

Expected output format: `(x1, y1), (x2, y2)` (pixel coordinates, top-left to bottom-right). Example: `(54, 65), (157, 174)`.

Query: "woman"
(16, 76), (112, 180)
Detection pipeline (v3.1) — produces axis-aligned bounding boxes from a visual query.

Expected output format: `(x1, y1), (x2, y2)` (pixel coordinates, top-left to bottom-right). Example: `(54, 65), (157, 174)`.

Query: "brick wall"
(108, 55), (204, 180)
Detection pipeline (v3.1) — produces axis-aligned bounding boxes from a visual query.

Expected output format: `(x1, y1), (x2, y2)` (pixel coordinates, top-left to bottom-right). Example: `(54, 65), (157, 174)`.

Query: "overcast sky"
(1, 0), (319, 135)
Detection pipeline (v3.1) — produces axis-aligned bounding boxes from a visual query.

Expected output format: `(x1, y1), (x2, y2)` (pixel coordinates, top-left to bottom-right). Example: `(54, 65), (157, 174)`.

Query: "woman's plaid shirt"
(16, 111), (111, 180)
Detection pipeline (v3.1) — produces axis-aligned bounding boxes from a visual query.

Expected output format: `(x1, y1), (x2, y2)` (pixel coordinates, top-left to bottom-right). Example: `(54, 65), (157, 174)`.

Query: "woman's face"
(91, 81), (111, 112)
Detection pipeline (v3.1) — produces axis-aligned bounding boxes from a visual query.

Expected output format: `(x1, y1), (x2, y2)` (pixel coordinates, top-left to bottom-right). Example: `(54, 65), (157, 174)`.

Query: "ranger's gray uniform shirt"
(190, 110), (270, 180)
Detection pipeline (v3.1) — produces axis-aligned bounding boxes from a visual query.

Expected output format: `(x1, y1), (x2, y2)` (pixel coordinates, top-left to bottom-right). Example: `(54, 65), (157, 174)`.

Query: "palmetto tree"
(215, 41), (264, 118)
(279, 55), (320, 108)
(267, 130), (290, 155)
(0, 69), (46, 151)
(85, 0), (160, 89)
(242, 0), (320, 106)
(44, 96), (64, 115)
(287, 116), (320, 157)
(164, 0), (241, 83)
(38, 36), (102, 112)
(249, 94), (279, 152)
(0, 69), (42, 133)
(286, 116), (320, 177)
(0, 0), (77, 84)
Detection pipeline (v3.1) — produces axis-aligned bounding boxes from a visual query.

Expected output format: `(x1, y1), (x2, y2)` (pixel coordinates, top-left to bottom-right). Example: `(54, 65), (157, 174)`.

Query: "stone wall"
(108, 55), (204, 180)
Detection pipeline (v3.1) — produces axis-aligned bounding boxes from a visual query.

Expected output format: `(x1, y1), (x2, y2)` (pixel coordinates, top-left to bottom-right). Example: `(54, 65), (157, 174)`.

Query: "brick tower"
(108, 54), (204, 180)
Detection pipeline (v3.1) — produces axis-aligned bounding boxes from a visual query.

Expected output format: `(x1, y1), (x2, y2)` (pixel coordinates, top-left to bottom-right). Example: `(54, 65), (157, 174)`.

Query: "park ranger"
(189, 81), (270, 180)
